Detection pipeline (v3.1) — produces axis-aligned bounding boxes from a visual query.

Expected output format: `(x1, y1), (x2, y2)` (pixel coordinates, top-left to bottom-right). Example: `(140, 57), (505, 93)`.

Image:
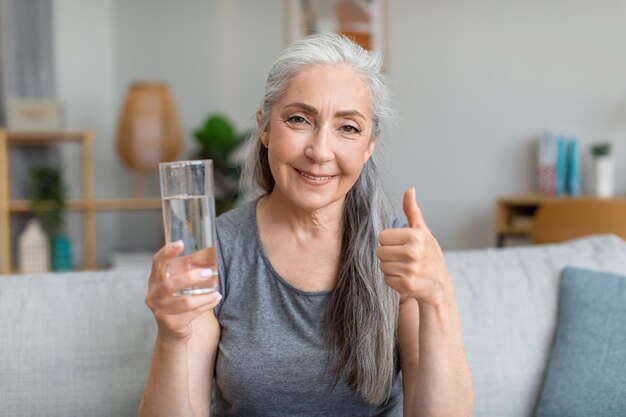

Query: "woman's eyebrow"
(284, 102), (365, 120)
(335, 110), (365, 120)
(284, 102), (318, 114)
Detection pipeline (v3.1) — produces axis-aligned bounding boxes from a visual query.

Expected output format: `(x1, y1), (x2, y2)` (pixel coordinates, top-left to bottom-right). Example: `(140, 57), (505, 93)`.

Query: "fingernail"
(201, 268), (215, 278)
(214, 292), (223, 300)
(172, 240), (183, 248)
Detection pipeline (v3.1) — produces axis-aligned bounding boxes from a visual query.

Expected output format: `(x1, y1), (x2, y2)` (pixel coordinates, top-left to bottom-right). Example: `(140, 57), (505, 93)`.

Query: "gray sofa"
(1, 234), (625, 417)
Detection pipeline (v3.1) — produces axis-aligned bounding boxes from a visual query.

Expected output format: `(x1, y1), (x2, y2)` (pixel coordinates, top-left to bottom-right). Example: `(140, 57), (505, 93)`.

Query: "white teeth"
(299, 171), (331, 181)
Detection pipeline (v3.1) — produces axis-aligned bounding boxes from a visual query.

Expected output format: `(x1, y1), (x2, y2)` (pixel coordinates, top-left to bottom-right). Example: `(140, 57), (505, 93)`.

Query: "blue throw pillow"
(535, 267), (626, 417)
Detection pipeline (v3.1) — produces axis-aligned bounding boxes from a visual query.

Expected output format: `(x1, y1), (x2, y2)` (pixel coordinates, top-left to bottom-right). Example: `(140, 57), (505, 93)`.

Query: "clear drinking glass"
(159, 160), (219, 296)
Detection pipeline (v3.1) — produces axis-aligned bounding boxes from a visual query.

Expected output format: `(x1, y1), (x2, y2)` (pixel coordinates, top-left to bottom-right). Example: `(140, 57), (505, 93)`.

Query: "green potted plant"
(30, 167), (73, 271)
(591, 143), (612, 158)
(194, 114), (249, 213)
(590, 142), (614, 198)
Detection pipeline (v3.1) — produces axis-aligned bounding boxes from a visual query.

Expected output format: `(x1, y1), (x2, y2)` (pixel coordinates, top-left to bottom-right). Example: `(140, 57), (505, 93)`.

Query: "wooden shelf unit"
(496, 194), (626, 247)
(0, 129), (163, 274)
(0, 129), (95, 273)
(93, 198), (162, 211)
(8, 198), (162, 212)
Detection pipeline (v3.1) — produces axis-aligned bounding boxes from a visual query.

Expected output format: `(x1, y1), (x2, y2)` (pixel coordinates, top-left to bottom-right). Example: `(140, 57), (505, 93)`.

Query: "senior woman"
(139, 33), (473, 417)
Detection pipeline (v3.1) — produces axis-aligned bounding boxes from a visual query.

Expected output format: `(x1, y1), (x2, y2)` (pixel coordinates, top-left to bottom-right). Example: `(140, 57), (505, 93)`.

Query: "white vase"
(17, 218), (50, 273)
(594, 156), (614, 198)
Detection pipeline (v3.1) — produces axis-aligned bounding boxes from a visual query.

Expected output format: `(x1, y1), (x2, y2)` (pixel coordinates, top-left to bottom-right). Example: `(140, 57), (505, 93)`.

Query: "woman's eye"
(340, 125), (361, 134)
(287, 115), (308, 124)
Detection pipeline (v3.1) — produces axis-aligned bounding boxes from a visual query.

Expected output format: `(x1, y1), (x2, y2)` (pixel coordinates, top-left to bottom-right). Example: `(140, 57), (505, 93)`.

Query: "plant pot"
(593, 156), (614, 198)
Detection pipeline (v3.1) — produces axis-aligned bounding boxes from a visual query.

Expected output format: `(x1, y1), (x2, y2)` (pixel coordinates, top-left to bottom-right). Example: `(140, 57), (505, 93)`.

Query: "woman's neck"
(258, 189), (344, 242)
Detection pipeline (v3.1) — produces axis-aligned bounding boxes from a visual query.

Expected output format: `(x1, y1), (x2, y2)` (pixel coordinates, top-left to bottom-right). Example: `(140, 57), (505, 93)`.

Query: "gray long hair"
(240, 33), (399, 404)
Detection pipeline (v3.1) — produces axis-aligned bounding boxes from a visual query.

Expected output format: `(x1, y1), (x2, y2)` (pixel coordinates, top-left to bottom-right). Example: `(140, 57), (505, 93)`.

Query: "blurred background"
(2, 0), (625, 269)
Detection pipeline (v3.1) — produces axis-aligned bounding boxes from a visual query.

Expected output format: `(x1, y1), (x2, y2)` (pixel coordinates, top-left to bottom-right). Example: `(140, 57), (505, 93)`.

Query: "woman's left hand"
(376, 187), (451, 305)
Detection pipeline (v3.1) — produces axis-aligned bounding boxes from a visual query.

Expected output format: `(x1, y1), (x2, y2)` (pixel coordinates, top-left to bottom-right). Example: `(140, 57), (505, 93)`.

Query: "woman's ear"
(256, 108), (269, 148)
(364, 138), (376, 163)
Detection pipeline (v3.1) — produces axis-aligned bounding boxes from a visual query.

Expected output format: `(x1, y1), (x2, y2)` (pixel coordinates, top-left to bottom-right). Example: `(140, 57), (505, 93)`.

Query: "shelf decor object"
(17, 218), (50, 273)
(285, 0), (388, 68)
(30, 166), (74, 271)
(116, 82), (183, 197)
(7, 99), (64, 132)
(537, 132), (581, 197)
(591, 143), (614, 198)
(30, 167), (65, 235)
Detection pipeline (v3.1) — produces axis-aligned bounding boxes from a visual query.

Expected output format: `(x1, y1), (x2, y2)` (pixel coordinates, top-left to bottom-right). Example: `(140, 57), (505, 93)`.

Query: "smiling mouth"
(295, 169), (335, 182)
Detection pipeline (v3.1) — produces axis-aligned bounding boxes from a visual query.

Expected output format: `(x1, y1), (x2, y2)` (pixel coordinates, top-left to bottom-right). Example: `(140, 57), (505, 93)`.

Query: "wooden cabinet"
(0, 129), (162, 274)
(496, 194), (626, 247)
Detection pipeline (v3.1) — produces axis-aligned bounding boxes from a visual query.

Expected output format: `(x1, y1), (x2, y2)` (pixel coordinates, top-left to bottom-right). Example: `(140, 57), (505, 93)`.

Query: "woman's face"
(261, 64), (376, 212)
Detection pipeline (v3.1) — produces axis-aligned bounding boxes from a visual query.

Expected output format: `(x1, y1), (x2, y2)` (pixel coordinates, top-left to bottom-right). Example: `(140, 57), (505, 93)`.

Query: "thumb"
(403, 187), (426, 229)
(151, 240), (185, 283)
(165, 240), (185, 258)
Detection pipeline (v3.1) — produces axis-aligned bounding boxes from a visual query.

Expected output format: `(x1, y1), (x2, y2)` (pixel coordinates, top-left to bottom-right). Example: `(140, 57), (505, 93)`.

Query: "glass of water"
(159, 160), (218, 296)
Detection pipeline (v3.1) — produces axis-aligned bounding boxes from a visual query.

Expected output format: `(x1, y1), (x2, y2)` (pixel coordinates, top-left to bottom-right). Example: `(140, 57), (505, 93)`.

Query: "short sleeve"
(214, 225), (228, 318)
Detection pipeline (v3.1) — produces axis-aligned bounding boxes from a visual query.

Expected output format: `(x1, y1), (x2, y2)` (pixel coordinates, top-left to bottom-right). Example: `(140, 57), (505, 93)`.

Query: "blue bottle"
(555, 136), (568, 196)
(567, 138), (581, 196)
(52, 234), (74, 271)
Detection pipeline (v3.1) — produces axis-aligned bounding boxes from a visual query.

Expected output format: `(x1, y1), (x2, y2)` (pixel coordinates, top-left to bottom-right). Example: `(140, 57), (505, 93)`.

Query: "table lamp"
(116, 81), (183, 196)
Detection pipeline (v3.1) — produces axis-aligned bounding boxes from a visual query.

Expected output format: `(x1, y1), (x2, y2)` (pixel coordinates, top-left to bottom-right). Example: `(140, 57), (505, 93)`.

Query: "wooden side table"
(496, 194), (626, 247)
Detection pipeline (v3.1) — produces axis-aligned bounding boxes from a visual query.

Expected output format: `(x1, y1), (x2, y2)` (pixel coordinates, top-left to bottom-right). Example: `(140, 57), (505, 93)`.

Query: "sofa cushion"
(0, 267), (156, 417)
(535, 267), (626, 417)
(446, 234), (626, 417)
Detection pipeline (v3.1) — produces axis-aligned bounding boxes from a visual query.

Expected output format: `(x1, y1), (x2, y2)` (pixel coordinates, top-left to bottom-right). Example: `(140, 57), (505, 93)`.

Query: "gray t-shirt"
(211, 200), (403, 416)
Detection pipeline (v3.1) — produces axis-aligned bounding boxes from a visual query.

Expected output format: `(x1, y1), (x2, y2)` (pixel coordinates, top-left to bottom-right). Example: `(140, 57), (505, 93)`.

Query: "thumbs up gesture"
(376, 187), (451, 305)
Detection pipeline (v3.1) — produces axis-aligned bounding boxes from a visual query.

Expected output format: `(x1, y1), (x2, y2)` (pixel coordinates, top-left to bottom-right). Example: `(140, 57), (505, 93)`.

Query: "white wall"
(53, 0), (118, 266)
(113, 0), (284, 261)
(384, 0), (626, 249)
(54, 0), (626, 261)
(115, 0), (283, 165)
(53, 0), (284, 266)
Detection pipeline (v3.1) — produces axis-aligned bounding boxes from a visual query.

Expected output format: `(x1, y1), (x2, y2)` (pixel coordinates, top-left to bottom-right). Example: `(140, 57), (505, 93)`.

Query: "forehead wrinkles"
(276, 65), (374, 118)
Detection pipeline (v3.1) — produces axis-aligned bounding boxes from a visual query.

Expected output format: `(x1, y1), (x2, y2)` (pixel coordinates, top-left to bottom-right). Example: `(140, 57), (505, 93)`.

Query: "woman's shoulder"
(216, 199), (257, 235)
(214, 199), (259, 292)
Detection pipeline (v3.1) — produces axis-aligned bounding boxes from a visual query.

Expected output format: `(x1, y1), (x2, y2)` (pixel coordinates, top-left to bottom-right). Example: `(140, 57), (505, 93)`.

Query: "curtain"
(1, 0), (56, 117)
(0, 0), (58, 263)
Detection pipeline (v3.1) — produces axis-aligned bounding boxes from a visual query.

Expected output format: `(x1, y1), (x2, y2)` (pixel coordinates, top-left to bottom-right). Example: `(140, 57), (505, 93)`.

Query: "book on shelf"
(538, 132), (556, 196)
(537, 132), (580, 197)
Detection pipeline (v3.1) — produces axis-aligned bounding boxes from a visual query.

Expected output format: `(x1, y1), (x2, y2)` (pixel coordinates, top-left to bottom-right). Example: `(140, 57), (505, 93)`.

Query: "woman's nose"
(304, 126), (334, 163)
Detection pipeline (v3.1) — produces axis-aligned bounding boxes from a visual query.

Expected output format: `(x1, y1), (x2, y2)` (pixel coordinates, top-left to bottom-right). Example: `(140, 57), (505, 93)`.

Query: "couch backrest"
(2, 235), (626, 417)
(447, 234), (626, 417)
(0, 267), (155, 417)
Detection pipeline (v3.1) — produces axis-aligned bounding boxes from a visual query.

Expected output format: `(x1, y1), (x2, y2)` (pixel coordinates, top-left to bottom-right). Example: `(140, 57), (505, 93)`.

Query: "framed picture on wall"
(285, 0), (388, 66)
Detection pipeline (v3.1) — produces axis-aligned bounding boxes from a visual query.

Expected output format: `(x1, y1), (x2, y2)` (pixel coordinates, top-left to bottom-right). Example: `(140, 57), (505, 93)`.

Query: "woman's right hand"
(145, 240), (222, 344)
